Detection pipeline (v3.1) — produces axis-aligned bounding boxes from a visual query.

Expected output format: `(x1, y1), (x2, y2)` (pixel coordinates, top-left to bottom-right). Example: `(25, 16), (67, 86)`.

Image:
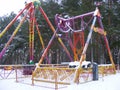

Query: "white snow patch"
(67, 73), (120, 90)
(0, 69), (120, 90)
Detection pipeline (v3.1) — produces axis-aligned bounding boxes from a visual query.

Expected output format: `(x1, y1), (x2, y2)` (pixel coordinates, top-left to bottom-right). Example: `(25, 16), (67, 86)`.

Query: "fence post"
(55, 70), (58, 90)
(92, 63), (98, 81)
(15, 66), (18, 82)
(32, 71), (34, 86)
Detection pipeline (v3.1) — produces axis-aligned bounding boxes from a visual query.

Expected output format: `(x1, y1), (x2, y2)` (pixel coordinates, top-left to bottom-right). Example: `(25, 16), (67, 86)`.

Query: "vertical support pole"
(91, 34), (94, 64)
(15, 66), (18, 82)
(74, 7), (99, 83)
(73, 33), (79, 61)
(4, 67), (5, 79)
(55, 70), (58, 90)
(74, 68), (81, 84)
(79, 17), (97, 64)
(32, 71), (34, 85)
(118, 49), (120, 72)
(98, 16), (116, 74)
(29, 4), (35, 64)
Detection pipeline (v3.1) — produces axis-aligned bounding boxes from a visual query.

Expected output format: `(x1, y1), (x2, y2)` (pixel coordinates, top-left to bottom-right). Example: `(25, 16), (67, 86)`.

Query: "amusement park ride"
(0, 0), (116, 85)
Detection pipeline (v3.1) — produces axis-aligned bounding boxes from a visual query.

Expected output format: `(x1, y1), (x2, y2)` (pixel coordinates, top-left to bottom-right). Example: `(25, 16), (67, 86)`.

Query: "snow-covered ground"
(0, 71), (120, 90)
(68, 72), (120, 90)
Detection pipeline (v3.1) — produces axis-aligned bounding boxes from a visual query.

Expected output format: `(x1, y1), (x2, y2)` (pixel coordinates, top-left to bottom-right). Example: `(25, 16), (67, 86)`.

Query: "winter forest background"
(0, 0), (120, 65)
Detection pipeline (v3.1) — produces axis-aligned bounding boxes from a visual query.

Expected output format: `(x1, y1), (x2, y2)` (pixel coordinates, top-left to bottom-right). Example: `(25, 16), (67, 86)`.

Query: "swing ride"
(0, 0), (116, 85)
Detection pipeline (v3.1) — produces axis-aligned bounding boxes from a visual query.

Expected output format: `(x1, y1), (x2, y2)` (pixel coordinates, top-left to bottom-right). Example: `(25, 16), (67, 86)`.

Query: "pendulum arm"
(0, 3), (31, 38)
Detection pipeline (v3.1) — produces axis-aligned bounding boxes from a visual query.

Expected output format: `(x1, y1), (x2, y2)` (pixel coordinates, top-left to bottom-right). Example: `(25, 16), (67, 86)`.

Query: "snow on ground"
(0, 72), (120, 90)
(0, 78), (67, 90)
(67, 72), (120, 90)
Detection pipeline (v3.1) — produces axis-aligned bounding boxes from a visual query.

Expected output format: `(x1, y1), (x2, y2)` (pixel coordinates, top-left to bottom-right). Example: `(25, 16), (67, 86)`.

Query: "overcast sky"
(0, 0), (28, 16)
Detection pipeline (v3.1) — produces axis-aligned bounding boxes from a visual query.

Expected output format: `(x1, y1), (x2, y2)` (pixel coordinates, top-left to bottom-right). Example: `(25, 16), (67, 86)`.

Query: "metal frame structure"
(0, 1), (71, 64)
(0, 0), (116, 85)
(33, 7), (116, 84)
